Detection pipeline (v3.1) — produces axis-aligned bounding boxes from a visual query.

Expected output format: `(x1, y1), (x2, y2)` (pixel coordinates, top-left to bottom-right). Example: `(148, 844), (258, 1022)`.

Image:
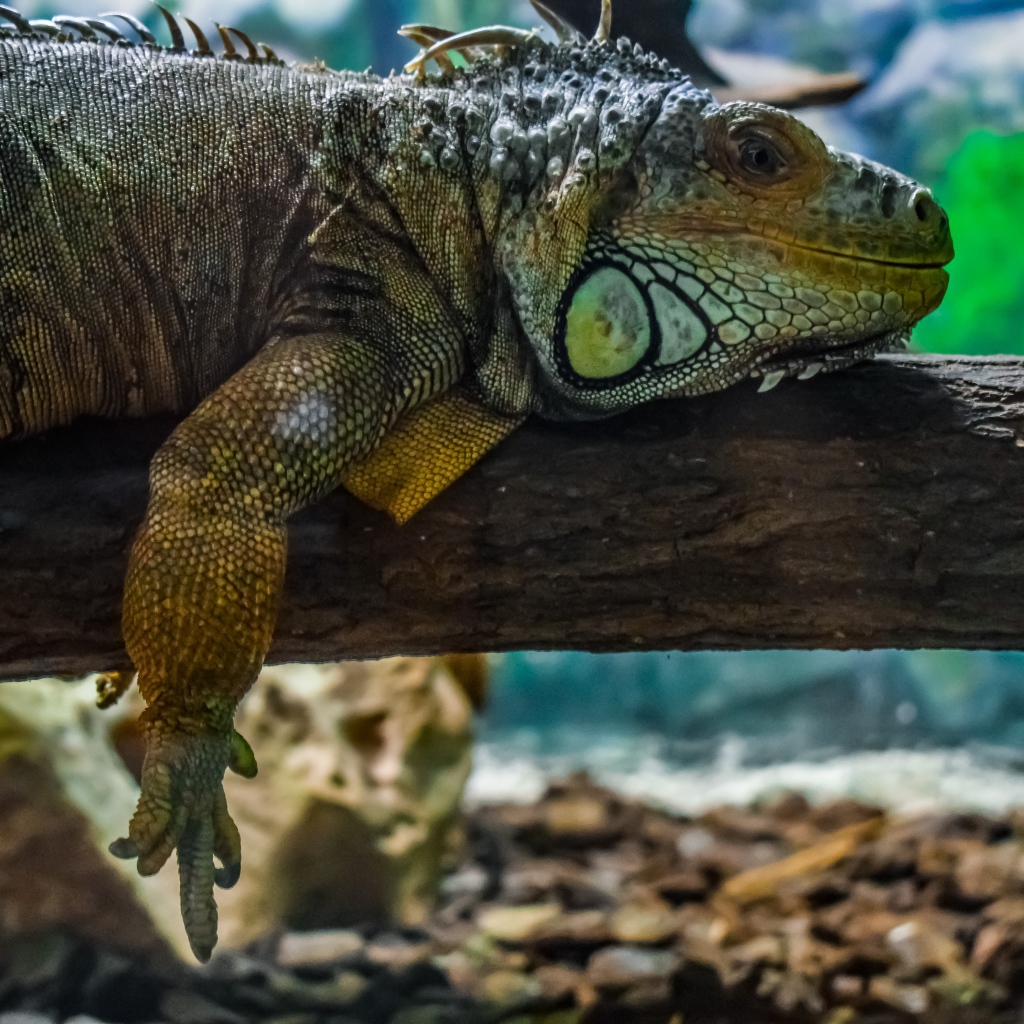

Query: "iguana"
(0, 0), (951, 961)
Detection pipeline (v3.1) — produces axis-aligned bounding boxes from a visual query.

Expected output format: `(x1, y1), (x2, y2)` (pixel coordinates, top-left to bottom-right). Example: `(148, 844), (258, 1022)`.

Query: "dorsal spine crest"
(0, 3), (285, 66)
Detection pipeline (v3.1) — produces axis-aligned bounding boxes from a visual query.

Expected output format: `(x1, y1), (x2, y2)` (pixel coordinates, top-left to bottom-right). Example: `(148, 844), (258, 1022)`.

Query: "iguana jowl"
(0, 0), (952, 959)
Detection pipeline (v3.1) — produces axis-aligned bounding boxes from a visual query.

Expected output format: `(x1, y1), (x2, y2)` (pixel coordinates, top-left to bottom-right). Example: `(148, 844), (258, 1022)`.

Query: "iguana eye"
(729, 127), (793, 184)
(737, 133), (786, 178)
(701, 104), (830, 196)
(563, 265), (653, 380)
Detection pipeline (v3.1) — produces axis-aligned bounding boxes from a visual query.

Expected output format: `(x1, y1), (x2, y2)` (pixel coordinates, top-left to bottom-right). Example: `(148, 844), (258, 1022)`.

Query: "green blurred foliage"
(913, 131), (1024, 356)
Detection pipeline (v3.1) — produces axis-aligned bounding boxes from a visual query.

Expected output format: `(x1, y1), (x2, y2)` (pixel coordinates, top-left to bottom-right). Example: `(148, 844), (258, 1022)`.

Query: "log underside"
(1, 354), (1024, 681)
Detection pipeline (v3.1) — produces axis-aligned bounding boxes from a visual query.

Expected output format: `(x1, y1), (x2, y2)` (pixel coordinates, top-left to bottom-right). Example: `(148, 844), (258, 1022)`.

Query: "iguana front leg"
(112, 330), (403, 961)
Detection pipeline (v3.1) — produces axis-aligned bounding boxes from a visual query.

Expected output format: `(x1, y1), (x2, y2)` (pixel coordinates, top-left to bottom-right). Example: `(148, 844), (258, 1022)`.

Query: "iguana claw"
(228, 728), (258, 779)
(110, 710), (254, 961)
(108, 836), (139, 859)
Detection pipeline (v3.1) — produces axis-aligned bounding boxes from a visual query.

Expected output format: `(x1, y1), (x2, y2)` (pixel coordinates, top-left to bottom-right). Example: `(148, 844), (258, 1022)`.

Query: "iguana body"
(0, 2), (952, 960)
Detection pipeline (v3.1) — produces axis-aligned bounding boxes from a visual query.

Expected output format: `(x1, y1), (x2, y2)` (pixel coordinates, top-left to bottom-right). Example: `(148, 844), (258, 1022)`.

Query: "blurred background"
(13, 0), (1024, 813)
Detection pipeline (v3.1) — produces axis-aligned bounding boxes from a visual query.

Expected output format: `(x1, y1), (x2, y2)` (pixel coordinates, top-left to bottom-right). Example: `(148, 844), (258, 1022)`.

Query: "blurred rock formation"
(1, 656), (477, 963)
(212, 657), (475, 947)
(852, 8), (1024, 181)
(0, 680), (185, 968)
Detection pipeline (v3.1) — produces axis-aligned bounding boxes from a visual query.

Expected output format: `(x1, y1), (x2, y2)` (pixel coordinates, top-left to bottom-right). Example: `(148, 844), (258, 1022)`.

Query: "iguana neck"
(338, 47), (685, 422)
(317, 72), (543, 420)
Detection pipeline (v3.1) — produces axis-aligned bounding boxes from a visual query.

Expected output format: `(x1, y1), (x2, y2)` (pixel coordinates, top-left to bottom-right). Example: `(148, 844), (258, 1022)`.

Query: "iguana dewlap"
(0, 0), (952, 961)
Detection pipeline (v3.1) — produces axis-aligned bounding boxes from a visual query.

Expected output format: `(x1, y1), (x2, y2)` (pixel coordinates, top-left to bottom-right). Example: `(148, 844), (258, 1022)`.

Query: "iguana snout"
(629, 99), (954, 390)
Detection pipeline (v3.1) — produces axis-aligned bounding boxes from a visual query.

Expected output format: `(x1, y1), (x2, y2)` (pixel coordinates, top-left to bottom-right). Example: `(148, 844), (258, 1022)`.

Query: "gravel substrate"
(5, 774), (1024, 1024)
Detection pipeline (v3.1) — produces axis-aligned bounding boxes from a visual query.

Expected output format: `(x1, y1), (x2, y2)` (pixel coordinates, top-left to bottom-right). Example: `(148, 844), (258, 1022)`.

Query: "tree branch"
(1, 354), (1023, 681)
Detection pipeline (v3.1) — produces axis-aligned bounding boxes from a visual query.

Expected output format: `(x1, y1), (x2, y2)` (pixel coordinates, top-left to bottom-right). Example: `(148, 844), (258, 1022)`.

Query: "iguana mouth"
(725, 232), (952, 272)
(750, 328), (909, 390)
(630, 223), (955, 273)
(790, 247), (950, 272)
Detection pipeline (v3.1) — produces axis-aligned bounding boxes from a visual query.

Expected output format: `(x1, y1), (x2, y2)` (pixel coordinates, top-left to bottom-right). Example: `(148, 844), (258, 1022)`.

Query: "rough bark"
(1, 354), (1024, 680)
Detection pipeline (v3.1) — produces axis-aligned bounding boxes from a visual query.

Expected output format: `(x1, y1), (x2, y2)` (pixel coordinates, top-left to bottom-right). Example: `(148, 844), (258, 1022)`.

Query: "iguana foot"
(109, 707), (257, 962)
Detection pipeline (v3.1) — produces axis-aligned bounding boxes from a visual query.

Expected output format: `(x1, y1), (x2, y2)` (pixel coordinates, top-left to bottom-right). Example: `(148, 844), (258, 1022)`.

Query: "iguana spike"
(528, 0), (582, 43)
(226, 26), (259, 63)
(400, 23), (453, 41)
(397, 27), (456, 74)
(53, 15), (98, 39)
(100, 11), (156, 44)
(0, 6), (32, 34)
(85, 18), (129, 42)
(182, 16), (213, 56)
(594, 0), (612, 43)
(259, 42), (282, 65)
(154, 4), (185, 51)
(404, 25), (539, 75)
(214, 23), (239, 60)
(28, 18), (60, 36)
(397, 24), (481, 61)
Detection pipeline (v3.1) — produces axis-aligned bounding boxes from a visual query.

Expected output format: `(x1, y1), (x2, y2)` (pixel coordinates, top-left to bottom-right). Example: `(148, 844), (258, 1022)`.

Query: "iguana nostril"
(912, 189), (937, 225)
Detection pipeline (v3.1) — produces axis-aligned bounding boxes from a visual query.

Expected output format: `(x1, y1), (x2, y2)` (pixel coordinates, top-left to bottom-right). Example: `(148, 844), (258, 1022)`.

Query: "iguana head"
(526, 93), (952, 416)
(405, 2), (953, 419)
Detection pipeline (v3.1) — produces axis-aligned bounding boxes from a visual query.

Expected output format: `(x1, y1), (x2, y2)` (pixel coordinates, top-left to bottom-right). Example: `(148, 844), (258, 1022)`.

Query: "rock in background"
(212, 657), (475, 947)
(0, 679), (187, 968)
(689, 0), (1024, 186)
(852, 8), (1024, 181)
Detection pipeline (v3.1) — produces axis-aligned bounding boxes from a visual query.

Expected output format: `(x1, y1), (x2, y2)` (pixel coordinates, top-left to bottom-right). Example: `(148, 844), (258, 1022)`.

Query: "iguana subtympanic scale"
(0, 0), (953, 960)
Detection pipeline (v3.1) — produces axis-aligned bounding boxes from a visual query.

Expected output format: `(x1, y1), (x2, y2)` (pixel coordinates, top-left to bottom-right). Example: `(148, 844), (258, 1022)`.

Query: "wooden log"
(1, 354), (1024, 681)
(714, 72), (867, 111)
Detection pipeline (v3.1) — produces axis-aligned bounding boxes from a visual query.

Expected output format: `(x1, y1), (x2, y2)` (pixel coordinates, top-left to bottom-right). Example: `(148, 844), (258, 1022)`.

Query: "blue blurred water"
(469, 651), (1024, 813)
(480, 649), (1024, 766)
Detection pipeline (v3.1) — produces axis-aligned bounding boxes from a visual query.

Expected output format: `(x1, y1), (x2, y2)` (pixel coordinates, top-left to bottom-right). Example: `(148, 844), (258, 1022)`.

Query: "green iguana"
(0, 0), (952, 961)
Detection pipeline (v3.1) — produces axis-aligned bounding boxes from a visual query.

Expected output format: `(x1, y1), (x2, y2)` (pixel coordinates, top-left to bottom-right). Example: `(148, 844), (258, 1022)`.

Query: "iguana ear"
(341, 390), (524, 524)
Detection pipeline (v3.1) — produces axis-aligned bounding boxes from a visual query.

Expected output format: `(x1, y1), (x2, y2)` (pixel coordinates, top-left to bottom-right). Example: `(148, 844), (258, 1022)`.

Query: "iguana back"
(0, 40), (338, 434)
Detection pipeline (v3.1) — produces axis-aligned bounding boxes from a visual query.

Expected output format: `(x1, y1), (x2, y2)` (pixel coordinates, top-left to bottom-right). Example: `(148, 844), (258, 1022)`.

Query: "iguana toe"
(111, 710), (238, 960)
(212, 785), (242, 890)
(108, 836), (138, 859)
(178, 814), (220, 961)
(95, 670), (136, 709)
(135, 801), (189, 875)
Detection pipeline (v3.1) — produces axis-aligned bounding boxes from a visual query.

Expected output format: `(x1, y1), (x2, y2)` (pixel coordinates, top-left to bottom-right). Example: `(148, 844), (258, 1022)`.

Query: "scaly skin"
(0, 8), (952, 960)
